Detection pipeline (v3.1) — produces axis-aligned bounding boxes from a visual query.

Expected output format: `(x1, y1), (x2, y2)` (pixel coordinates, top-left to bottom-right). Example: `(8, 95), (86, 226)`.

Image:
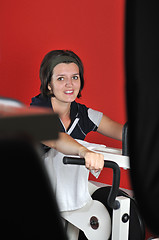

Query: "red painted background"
(0, 0), (130, 187)
(1, 1), (155, 237)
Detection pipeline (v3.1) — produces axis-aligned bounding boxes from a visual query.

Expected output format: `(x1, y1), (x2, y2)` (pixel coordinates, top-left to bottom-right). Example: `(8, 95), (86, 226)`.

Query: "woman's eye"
(73, 76), (78, 80)
(57, 77), (64, 81)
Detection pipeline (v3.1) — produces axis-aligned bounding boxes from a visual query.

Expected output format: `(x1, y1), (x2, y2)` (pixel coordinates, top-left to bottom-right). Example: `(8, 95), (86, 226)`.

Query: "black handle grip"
(63, 157), (120, 210)
(63, 157), (85, 165)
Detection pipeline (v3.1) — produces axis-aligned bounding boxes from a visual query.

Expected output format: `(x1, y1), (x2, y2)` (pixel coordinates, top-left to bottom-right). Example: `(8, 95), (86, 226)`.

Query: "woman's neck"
(51, 98), (71, 119)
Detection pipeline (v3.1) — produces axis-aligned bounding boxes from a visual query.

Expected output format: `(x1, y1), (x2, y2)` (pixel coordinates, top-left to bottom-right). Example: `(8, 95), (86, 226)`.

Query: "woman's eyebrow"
(55, 73), (79, 77)
(55, 74), (65, 77)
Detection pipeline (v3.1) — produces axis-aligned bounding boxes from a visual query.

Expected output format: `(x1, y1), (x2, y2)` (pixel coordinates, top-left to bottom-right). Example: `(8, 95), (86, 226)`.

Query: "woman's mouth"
(64, 90), (74, 94)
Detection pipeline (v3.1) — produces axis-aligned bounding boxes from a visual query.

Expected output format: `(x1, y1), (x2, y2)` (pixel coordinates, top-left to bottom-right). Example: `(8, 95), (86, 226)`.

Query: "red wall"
(0, 0), (130, 187)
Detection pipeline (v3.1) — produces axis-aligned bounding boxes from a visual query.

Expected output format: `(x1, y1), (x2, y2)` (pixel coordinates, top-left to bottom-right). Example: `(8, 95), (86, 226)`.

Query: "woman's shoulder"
(73, 101), (88, 111)
(74, 101), (103, 127)
(74, 101), (101, 114)
(30, 94), (52, 108)
(71, 101), (89, 118)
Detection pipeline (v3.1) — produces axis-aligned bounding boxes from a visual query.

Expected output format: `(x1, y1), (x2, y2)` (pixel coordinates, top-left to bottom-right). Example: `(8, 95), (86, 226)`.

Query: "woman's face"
(48, 63), (81, 104)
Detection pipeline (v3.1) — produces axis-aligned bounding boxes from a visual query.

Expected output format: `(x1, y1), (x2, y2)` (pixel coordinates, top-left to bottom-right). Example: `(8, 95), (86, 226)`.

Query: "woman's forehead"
(52, 62), (79, 75)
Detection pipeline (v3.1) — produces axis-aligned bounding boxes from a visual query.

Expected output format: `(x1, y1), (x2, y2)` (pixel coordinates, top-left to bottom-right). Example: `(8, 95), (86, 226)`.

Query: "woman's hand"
(79, 148), (104, 172)
(42, 133), (104, 171)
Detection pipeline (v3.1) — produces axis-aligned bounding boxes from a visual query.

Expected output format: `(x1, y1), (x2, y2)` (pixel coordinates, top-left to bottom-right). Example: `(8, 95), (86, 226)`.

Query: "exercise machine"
(63, 153), (145, 240)
(61, 122), (145, 239)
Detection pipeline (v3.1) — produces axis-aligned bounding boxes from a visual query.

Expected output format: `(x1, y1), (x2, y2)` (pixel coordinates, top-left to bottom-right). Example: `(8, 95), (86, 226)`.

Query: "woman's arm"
(42, 132), (104, 171)
(97, 114), (123, 141)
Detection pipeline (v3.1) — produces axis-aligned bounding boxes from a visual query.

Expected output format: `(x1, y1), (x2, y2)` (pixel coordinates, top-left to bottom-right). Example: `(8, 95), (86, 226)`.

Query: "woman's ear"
(48, 84), (52, 91)
(47, 83), (55, 97)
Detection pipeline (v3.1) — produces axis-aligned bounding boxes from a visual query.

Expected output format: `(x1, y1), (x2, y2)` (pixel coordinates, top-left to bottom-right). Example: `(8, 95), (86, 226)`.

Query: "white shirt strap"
(67, 118), (80, 135)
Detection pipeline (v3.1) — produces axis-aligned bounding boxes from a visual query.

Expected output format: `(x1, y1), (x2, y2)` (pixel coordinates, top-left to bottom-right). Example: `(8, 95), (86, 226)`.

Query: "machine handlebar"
(63, 157), (120, 210)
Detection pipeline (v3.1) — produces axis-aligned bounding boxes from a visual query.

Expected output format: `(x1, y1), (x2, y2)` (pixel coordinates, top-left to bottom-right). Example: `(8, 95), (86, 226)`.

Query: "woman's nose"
(65, 77), (73, 86)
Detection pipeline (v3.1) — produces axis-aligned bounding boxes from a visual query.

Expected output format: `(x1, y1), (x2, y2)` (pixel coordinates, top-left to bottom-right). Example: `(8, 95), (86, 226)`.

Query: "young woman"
(31, 50), (122, 149)
(31, 50), (123, 239)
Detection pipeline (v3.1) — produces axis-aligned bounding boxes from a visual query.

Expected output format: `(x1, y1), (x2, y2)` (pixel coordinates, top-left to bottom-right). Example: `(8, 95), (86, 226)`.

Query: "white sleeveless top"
(43, 140), (103, 212)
